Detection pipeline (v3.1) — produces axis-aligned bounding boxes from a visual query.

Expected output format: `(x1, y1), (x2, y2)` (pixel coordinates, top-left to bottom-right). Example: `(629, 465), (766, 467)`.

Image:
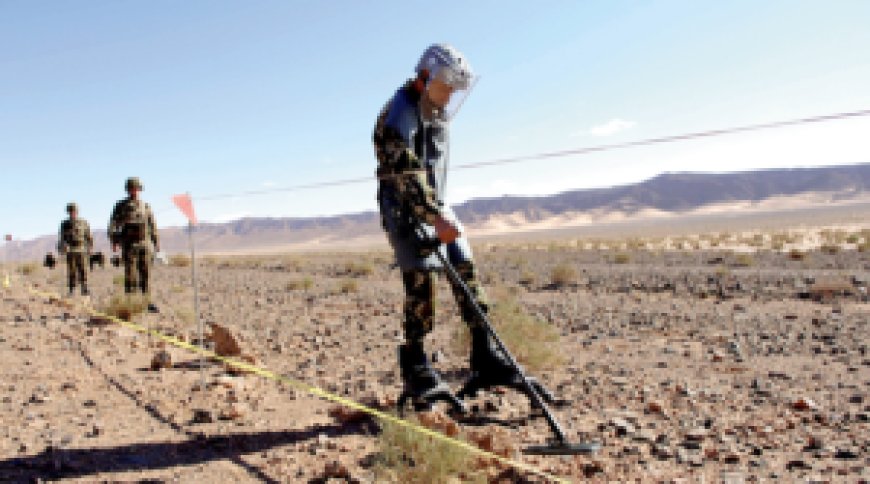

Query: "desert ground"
(1, 224), (868, 482)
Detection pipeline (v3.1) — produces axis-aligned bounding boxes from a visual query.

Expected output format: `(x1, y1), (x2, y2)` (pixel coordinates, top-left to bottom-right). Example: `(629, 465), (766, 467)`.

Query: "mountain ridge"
(5, 163), (870, 259)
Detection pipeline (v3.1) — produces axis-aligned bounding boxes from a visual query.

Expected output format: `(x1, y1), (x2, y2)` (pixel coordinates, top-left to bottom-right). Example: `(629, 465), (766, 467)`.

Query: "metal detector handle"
(427, 239), (569, 444)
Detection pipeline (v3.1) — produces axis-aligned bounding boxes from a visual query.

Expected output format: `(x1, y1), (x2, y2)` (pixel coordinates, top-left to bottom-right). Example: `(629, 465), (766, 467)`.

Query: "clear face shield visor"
(428, 68), (478, 121)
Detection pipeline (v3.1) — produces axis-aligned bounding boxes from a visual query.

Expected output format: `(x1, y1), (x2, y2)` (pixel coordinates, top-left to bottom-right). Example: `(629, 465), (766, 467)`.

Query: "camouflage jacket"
(373, 81), (449, 225)
(58, 218), (93, 253)
(108, 197), (159, 248)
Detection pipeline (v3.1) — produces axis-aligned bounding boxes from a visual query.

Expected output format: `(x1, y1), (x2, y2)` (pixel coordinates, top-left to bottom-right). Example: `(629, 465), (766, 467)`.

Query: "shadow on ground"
(0, 339), (373, 483)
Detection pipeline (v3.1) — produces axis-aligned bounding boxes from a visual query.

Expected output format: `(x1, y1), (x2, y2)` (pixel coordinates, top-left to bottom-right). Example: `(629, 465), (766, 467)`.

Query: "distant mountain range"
(5, 163), (870, 259)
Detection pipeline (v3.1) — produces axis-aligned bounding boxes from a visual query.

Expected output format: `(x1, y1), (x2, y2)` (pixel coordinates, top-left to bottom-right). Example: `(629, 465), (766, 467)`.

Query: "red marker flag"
(172, 194), (197, 225)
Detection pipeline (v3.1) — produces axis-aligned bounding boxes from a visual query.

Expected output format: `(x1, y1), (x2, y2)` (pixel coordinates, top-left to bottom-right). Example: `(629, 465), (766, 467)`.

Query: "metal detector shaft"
(432, 245), (570, 445)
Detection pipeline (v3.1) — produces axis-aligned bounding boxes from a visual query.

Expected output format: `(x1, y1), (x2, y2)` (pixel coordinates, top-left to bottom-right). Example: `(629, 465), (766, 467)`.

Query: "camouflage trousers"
(401, 261), (487, 344)
(66, 252), (87, 289)
(123, 245), (151, 294)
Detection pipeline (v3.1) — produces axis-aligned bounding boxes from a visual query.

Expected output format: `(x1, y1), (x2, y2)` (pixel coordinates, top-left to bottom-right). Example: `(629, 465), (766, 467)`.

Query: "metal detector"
(423, 228), (600, 455)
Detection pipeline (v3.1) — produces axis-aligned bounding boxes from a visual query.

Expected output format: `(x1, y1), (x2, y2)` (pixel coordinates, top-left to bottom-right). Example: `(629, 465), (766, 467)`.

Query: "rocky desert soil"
(1, 241), (868, 482)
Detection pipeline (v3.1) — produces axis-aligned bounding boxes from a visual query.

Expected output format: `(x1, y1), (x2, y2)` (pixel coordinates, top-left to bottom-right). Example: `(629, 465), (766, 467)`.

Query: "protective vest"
(109, 198), (158, 247)
(59, 219), (92, 253)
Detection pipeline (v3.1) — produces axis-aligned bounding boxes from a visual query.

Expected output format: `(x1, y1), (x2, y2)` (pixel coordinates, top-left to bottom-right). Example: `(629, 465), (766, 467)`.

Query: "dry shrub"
(612, 253), (631, 264)
(101, 294), (149, 321)
(285, 277), (313, 291)
(342, 260), (374, 277)
(112, 274), (125, 286)
(517, 270), (537, 287)
(19, 262), (39, 276)
(731, 254), (754, 267)
(168, 254), (191, 267)
(819, 244), (840, 254)
(788, 249), (807, 261)
(337, 278), (359, 294)
(858, 241), (870, 253)
(550, 263), (577, 287)
(374, 412), (485, 483)
(174, 307), (195, 325)
(453, 287), (563, 372)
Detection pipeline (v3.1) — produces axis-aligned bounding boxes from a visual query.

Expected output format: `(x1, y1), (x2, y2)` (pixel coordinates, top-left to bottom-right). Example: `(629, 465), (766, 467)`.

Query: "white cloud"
(586, 118), (636, 137)
(261, 181), (276, 188)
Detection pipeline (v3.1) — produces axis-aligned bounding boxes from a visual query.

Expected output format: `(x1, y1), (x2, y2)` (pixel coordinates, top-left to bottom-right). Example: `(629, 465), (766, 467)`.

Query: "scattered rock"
(208, 323), (242, 357)
(792, 397), (818, 411)
(150, 350), (172, 370)
(190, 409), (213, 424)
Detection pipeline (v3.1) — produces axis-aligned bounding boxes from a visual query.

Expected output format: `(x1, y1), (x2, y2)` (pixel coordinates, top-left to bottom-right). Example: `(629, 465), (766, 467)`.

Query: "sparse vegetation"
(101, 294), (149, 321)
(19, 262), (39, 276)
(341, 260), (374, 277)
(285, 277), (314, 291)
(168, 254), (191, 267)
(453, 287), (563, 371)
(612, 253), (631, 264)
(337, 278), (359, 294)
(517, 271), (536, 287)
(374, 414), (483, 484)
(732, 253), (754, 267)
(819, 244), (840, 254)
(112, 274), (125, 286)
(788, 249), (807, 261)
(549, 263), (577, 287)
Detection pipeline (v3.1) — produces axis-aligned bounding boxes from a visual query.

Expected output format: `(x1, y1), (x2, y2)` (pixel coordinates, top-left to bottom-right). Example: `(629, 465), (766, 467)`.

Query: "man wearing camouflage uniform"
(373, 44), (521, 409)
(108, 177), (160, 310)
(57, 203), (93, 296)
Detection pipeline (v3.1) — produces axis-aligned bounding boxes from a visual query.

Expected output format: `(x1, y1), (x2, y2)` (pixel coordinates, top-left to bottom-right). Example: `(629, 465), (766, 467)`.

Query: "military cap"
(66, 202), (78, 213)
(125, 177), (143, 190)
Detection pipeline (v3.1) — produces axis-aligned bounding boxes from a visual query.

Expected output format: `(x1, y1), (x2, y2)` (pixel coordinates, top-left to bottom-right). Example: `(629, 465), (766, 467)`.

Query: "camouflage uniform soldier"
(373, 44), (521, 408)
(57, 203), (93, 295)
(109, 177), (160, 311)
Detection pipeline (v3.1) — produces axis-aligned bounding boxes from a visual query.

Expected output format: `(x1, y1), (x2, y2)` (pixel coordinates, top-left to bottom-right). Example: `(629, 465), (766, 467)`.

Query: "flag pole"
(2, 235), (9, 289)
(187, 200), (204, 391)
(171, 192), (203, 391)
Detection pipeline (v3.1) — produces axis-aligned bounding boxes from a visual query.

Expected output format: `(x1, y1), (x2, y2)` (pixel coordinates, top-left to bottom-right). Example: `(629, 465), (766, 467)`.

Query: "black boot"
(458, 328), (557, 408)
(469, 328), (523, 388)
(397, 343), (465, 413)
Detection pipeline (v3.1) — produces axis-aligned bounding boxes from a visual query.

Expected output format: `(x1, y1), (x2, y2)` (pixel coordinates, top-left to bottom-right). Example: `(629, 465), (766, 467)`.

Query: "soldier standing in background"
(109, 177), (160, 312)
(58, 202), (93, 296)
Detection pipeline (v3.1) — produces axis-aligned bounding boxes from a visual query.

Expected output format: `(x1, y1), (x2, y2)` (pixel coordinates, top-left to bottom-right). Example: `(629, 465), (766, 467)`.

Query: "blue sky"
(2, 1), (870, 240)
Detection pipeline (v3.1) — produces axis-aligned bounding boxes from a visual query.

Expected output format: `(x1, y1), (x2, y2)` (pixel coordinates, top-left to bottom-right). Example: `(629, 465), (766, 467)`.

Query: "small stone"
(786, 459), (810, 470)
(190, 409), (213, 424)
(218, 404), (246, 421)
(610, 417), (635, 437)
(150, 350), (172, 370)
(646, 401), (664, 414)
(834, 449), (858, 460)
(792, 397), (817, 411)
(323, 460), (350, 479)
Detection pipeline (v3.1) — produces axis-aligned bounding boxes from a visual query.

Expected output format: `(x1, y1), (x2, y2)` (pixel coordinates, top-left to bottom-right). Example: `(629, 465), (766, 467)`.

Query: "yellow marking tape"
(22, 284), (569, 483)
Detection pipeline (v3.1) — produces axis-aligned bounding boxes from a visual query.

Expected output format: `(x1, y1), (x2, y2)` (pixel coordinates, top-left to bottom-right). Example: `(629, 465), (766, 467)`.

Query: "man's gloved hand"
(433, 215), (460, 244)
